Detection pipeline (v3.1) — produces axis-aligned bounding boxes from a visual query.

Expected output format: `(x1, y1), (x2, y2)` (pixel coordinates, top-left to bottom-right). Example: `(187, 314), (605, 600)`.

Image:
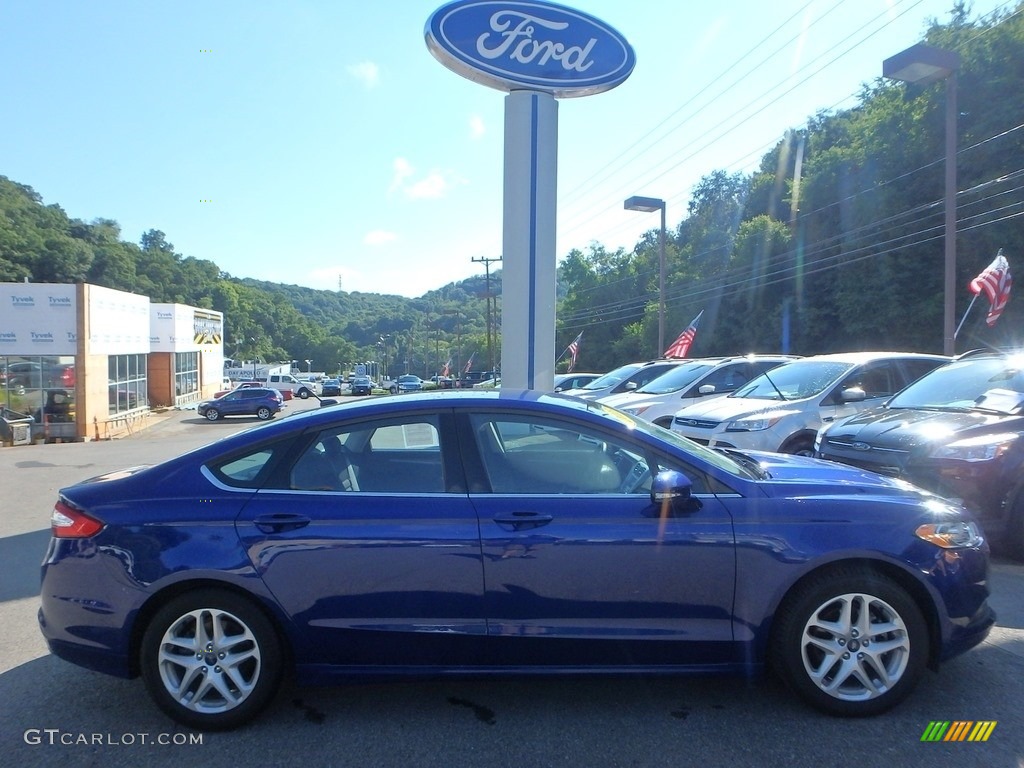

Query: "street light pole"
(883, 43), (959, 356)
(624, 195), (667, 354)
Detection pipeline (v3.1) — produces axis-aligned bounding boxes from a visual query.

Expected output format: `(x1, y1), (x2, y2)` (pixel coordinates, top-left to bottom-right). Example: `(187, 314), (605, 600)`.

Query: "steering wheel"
(619, 460), (651, 494)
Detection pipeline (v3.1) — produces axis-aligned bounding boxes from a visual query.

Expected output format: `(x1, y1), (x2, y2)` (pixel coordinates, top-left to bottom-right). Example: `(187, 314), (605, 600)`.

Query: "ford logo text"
(426, 0), (635, 98)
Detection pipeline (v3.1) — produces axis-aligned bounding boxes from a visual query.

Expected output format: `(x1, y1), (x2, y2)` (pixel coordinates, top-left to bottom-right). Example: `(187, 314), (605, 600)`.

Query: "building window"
(1, 355), (76, 419)
(175, 351), (199, 398)
(108, 354), (148, 415)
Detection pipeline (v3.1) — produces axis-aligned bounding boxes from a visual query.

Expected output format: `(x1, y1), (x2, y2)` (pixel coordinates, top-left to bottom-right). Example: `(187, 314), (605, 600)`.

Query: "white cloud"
(469, 114), (485, 139)
(363, 230), (397, 245)
(389, 157), (415, 193)
(347, 61), (379, 89)
(388, 158), (466, 201)
(406, 170), (449, 200)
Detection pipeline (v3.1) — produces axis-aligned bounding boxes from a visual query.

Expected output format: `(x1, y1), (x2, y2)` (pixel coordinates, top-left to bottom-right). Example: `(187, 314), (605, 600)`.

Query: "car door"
(459, 410), (737, 667)
(235, 410), (487, 666)
(824, 359), (905, 427)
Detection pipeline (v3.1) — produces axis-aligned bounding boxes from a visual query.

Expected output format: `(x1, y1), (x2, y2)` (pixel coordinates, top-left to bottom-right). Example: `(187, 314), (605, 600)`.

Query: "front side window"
(470, 413), (684, 495)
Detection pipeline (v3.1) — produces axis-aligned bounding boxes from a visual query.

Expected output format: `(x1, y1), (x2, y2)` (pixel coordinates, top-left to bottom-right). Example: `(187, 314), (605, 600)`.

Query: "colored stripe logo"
(921, 721), (997, 742)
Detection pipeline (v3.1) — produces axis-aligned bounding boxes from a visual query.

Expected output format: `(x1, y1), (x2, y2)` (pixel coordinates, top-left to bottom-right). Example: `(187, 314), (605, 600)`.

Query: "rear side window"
(279, 415), (446, 494)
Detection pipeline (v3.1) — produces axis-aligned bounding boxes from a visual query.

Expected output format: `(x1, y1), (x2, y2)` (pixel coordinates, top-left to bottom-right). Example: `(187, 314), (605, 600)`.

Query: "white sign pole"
(500, 90), (557, 391)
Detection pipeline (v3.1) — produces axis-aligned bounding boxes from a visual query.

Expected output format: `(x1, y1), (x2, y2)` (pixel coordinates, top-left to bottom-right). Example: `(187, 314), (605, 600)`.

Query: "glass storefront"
(108, 353), (148, 415)
(1, 355), (77, 425)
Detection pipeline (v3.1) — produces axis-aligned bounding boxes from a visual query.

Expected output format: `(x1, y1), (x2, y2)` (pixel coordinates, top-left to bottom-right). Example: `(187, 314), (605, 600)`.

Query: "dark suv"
(197, 387), (283, 422)
(815, 349), (1024, 557)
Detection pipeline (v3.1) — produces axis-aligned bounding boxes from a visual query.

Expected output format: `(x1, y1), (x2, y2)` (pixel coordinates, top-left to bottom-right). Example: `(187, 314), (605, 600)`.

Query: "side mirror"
(649, 470), (703, 515)
(698, 384), (716, 395)
(839, 387), (866, 403)
(624, 381), (638, 391)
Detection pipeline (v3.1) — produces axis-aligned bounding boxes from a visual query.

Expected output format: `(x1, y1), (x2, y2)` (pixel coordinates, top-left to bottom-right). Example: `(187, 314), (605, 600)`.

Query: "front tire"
(204, 409), (220, 422)
(299, 388), (310, 399)
(256, 407), (273, 420)
(771, 567), (928, 717)
(140, 589), (283, 731)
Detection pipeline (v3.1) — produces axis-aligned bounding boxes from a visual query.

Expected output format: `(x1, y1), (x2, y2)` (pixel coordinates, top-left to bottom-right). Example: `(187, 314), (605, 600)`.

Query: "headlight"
(726, 410), (795, 432)
(915, 521), (984, 548)
(930, 432), (1019, 462)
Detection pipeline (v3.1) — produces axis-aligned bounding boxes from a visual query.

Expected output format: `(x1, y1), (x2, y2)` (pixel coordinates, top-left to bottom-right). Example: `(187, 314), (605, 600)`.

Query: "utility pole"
(472, 255), (502, 375)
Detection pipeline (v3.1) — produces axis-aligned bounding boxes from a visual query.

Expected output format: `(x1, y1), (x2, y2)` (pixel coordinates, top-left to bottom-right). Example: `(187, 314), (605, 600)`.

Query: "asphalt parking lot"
(1, 396), (1022, 767)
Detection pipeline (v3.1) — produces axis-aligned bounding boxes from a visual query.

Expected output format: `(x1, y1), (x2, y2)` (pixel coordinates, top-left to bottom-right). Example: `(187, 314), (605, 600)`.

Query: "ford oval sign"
(425, 0), (635, 98)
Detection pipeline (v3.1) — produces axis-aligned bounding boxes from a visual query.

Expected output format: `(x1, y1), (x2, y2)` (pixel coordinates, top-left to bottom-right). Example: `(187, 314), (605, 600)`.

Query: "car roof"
(785, 351), (948, 363)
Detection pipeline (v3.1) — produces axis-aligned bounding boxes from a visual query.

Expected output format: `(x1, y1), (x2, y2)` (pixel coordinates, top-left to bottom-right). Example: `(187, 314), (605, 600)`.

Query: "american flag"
(664, 311), (703, 359)
(463, 353), (475, 374)
(969, 251), (1012, 327)
(441, 358), (452, 377)
(566, 332), (583, 372)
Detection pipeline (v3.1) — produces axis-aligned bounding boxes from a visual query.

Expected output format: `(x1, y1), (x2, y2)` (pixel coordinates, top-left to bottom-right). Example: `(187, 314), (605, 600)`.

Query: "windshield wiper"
(758, 369), (788, 401)
(716, 448), (769, 479)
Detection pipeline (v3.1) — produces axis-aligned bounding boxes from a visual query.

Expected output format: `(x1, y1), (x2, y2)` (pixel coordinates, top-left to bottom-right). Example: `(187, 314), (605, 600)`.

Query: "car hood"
(824, 407), (1024, 450)
(745, 450), (942, 501)
(676, 394), (807, 421)
(600, 391), (651, 408)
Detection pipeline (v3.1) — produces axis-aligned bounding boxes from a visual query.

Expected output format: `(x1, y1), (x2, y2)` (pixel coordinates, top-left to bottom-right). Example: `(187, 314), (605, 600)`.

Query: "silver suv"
(670, 352), (947, 455)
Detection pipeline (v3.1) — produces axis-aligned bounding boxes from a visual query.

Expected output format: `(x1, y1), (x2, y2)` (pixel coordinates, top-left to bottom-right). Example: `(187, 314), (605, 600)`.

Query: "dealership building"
(1, 282), (224, 443)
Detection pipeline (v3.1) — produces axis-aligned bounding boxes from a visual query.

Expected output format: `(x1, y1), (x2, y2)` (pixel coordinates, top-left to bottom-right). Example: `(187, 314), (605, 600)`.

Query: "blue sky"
(1, 0), (1011, 297)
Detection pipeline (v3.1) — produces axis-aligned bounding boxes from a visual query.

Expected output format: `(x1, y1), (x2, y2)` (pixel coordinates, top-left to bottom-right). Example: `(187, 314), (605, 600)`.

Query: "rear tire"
(256, 407), (273, 420)
(140, 589), (283, 731)
(771, 567), (928, 717)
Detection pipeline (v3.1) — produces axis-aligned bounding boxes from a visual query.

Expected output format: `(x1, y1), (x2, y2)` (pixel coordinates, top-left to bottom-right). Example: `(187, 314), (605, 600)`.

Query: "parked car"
(459, 370), (498, 388)
(40, 390), (993, 730)
(393, 374), (424, 394)
(320, 378), (343, 397)
(196, 387), (283, 421)
(670, 352), (948, 455)
(267, 373), (317, 399)
(560, 359), (690, 401)
(600, 355), (797, 428)
(430, 375), (455, 389)
(350, 375), (374, 396)
(815, 348), (1024, 557)
(553, 372), (603, 392)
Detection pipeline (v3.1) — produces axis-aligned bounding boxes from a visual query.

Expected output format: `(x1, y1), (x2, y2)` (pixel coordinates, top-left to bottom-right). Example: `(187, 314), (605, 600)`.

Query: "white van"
(267, 373), (318, 399)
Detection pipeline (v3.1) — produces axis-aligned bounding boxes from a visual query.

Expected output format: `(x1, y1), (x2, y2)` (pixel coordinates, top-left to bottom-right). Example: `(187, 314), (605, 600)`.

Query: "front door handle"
(254, 513), (311, 533)
(493, 512), (554, 531)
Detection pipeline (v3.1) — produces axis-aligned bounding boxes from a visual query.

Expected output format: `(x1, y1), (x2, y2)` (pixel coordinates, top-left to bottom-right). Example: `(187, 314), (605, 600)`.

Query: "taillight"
(51, 500), (104, 538)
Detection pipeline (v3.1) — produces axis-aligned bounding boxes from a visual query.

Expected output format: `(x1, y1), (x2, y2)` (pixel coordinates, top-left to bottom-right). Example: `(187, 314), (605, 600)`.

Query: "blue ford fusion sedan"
(39, 390), (994, 730)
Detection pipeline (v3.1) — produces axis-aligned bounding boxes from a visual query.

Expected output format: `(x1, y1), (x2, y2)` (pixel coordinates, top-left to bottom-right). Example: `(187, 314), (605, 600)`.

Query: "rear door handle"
(493, 512), (554, 531)
(254, 513), (311, 533)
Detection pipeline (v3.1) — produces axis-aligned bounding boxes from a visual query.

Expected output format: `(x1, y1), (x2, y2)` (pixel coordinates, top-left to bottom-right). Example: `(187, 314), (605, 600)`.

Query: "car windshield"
(636, 361), (712, 394)
(732, 360), (854, 401)
(888, 354), (1024, 412)
(579, 363), (644, 390)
